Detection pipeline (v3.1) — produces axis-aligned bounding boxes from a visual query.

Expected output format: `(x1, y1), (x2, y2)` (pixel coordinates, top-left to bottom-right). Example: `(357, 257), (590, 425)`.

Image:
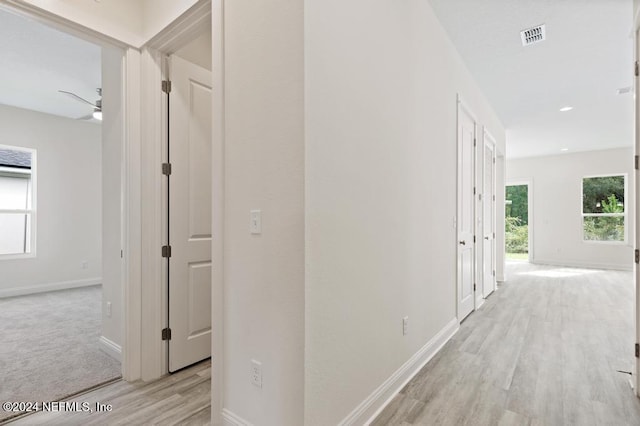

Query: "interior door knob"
(484, 236), (490, 240)
(459, 240), (466, 245)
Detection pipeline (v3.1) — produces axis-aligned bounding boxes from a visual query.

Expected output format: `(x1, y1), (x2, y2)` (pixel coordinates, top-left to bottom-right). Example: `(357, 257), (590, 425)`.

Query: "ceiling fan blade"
(58, 90), (97, 108)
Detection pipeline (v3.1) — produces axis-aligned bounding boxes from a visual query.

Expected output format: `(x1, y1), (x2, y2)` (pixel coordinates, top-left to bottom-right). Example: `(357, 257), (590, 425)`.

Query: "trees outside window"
(582, 175), (625, 242)
(506, 184), (528, 259)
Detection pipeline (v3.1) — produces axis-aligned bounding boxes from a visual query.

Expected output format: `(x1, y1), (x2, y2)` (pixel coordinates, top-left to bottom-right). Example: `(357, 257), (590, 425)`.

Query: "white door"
(482, 134), (496, 298)
(168, 55), (213, 372)
(457, 100), (476, 321)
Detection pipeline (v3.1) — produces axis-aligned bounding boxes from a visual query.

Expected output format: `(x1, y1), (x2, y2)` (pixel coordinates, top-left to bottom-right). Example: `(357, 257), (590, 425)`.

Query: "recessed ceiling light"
(559, 106), (573, 112)
(560, 148), (569, 152)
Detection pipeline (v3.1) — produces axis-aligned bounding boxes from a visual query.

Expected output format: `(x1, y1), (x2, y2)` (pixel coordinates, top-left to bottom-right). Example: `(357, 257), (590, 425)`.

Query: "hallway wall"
(305, 0), (505, 423)
(507, 147), (634, 271)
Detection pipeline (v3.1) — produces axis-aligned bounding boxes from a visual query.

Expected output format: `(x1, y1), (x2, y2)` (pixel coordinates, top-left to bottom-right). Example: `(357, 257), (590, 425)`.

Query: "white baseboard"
(222, 409), (253, 426)
(338, 317), (459, 426)
(532, 258), (632, 271)
(0, 277), (102, 298)
(99, 336), (122, 362)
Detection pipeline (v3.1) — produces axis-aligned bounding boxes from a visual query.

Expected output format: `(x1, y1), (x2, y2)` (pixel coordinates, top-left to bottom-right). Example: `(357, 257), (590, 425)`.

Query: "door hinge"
(635, 61), (639, 77)
(473, 235), (476, 243)
(162, 328), (172, 341)
(635, 155), (639, 170)
(636, 343), (639, 358)
(473, 138), (477, 147)
(120, 249), (123, 258)
(162, 162), (172, 176)
(492, 195), (496, 201)
(636, 249), (639, 264)
(473, 283), (476, 291)
(473, 187), (476, 195)
(162, 80), (172, 93)
(162, 245), (172, 258)
(493, 270), (496, 276)
(493, 157), (496, 164)
(479, 193), (482, 201)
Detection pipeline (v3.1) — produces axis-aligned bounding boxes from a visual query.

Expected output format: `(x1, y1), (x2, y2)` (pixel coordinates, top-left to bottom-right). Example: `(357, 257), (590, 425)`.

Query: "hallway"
(373, 262), (640, 425)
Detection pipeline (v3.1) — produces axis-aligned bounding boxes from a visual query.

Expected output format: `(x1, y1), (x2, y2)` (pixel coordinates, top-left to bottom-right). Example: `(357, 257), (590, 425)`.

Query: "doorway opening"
(0, 5), (125, 421)
(505, 183), (530, 262)
(163, 22), (213, 373)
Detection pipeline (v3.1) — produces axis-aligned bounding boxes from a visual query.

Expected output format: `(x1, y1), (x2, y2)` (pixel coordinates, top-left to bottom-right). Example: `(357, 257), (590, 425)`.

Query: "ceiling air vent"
(520, 24), (546, 46)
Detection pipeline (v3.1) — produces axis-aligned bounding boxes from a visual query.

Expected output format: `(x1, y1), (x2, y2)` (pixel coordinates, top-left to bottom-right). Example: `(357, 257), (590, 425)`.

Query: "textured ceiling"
(0, 7), (101, 121)
(429, 0), (634, 158)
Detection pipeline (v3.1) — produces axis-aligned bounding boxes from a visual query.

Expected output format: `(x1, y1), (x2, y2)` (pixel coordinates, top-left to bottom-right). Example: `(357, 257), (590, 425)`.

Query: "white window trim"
(581, 173), (627, 245)
(0, 145), (37, 259)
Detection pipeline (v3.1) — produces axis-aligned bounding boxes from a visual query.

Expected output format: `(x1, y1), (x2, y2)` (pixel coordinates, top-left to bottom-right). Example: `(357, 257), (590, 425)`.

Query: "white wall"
(174, 20), (212, 71)
(101, 46), (124, 351)
(16, 0), (200, 47)
(141, 0), (201, 44)
(305, 0), (505, 424)
(507, 148), (634, 271)
(223, 0), (304, 424)
(0, 104), (102, 295)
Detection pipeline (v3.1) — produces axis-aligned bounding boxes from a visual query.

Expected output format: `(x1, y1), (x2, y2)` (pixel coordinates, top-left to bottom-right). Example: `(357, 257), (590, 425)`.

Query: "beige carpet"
(0, 286), (121, 423)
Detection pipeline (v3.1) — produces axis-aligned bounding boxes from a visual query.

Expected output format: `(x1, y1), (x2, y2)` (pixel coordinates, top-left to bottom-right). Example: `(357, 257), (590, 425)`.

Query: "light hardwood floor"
(7, 263), (639, 425)
(5, 360), (211, 426)
(373, 262), (640, 425)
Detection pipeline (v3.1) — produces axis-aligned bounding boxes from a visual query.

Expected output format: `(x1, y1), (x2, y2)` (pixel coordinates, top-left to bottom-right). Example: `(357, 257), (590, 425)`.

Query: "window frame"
(0, 145), (37, 259)
(581, 173), (627, 245)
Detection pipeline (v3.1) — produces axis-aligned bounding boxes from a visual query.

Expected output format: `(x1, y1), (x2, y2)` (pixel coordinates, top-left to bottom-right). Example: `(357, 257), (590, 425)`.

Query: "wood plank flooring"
(4, 360), (211, 426)
(6, 262), (639, 425)
(372, 262), (640, 426)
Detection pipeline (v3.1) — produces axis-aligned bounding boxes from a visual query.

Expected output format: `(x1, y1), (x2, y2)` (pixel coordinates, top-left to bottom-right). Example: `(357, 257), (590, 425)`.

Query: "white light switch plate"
(250, 210), (262, 234)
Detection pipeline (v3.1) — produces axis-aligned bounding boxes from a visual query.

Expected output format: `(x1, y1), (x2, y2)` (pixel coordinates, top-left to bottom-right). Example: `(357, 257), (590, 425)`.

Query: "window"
(0, 146), (36, 256)
(582, 174), (625, 242)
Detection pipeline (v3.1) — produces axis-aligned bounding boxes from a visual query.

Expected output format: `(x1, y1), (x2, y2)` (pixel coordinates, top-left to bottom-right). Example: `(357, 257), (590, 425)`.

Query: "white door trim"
(211, 1), (225, 422)
(634, 28), (640, 396)
(122, 47), (143, 382)
(139, 46), (167, 381)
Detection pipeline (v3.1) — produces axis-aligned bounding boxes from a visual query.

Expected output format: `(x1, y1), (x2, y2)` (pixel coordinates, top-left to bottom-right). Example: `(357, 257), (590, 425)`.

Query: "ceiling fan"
(58, 88), (102, 121)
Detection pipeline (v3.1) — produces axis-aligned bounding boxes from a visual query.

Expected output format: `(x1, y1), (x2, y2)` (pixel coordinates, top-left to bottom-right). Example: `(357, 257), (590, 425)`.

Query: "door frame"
(482, 128), (497, 298)
(505, 180), (533, 263)
(634, 25), (640, 396)
(138, 1), (212, 379)
(456, 94), (478, 320)
(0, 1), (141, 381)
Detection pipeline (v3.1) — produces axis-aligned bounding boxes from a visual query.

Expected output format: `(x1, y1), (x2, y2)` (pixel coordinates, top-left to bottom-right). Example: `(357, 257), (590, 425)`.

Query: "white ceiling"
(429, 0), (634, 159)
(0, 7), (101, 121)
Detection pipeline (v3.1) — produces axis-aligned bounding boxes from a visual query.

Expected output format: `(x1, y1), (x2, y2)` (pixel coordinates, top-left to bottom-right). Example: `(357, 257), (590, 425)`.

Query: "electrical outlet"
(251, 359), (262, 388)
(106, 302), (112, 318)
(402, 316), (409, 336)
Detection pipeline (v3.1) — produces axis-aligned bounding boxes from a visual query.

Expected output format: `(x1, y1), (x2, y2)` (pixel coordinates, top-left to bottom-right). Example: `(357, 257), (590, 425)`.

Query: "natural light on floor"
(517, 267), (602, 278)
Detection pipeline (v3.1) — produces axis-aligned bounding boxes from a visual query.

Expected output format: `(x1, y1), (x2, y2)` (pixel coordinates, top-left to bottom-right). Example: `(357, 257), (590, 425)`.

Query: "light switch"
(250, 210), (262, 234)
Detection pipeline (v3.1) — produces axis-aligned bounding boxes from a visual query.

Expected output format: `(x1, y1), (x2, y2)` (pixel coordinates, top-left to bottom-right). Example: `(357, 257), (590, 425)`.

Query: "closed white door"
(457, 100), (476, 321)
(168, 54), (213, 372)
(482, 136), (496, 298)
